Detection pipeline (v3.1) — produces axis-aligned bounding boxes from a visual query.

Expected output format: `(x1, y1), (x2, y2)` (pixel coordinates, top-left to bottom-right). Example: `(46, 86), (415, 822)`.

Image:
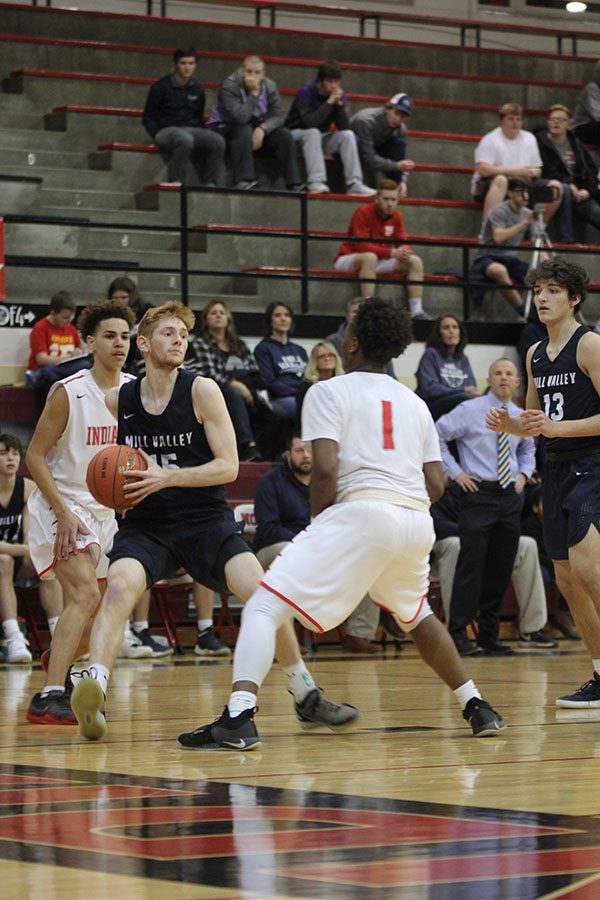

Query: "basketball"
(86, 444), (147, 510)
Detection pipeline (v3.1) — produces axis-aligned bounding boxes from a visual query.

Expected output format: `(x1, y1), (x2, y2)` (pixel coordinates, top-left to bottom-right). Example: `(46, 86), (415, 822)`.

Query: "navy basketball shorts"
(542, 452), (600, 560)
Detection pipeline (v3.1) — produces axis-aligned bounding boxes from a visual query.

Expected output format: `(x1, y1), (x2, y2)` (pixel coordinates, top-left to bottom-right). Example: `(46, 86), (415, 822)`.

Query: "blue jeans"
(555, 183), (600, 242)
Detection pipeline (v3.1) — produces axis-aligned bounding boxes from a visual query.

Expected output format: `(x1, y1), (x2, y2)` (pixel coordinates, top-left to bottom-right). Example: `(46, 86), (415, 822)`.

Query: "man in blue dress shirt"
(436, 358), (536, 656)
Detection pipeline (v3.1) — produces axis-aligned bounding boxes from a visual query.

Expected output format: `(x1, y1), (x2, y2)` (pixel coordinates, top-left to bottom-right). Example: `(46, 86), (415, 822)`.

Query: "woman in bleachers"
(295, 339), (343, 425)
(415, 314), (479, 420)
(187, 299), (284, 460)
(107, 276), (150, 377)
(254, 301), (308, 426)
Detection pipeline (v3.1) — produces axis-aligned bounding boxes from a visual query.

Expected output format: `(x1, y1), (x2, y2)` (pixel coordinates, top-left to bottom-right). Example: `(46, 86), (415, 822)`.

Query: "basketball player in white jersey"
(26, 299), (137, 725)
(179, 298), (506, 750)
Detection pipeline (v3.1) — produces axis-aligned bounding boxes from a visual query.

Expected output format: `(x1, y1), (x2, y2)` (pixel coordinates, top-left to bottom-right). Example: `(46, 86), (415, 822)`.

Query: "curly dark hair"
(78, 299), (136, 341)
(425, 314), (469, 358)
(353, 297), (413, 365)
(525, 257), (588, 308)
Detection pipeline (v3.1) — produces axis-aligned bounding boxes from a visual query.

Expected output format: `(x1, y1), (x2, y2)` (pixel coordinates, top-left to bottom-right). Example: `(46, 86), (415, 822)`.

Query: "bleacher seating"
(1, 1), (600, 343)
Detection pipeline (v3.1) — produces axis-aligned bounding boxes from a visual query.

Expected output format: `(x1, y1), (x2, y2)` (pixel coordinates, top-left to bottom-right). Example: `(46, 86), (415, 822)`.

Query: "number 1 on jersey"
(381, 400), (395, 450)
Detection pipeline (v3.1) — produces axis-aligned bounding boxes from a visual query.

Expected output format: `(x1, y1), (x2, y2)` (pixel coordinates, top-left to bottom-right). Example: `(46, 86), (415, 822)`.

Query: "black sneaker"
(452, 632), (483, 657)
(132, 626), (174, 658)
(518, 630), (558, 649)
(463, 697), (506, 737)
(476, 637), (515, 655)
(380, 608), (404, 641)
(40, 649), (75, 700)
(70, 672), (107, 741)
(194, 627), (231, 657)
(26, 690), (77, 725)
(178, 706), (261, 751)
(556, 672), (600, 708)
(294, 688), (360, 732)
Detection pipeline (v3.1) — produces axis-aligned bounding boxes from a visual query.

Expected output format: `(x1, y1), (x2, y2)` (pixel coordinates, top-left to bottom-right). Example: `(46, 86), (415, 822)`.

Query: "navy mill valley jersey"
(116, 368), (230, 525)
(532, 324), (600, 459)
(0, 476), (24, 544)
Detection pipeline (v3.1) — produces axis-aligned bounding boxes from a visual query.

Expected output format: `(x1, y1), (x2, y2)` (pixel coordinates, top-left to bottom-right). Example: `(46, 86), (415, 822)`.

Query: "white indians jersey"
(302, 371), (441, 506)
(38, 368), (135, 521)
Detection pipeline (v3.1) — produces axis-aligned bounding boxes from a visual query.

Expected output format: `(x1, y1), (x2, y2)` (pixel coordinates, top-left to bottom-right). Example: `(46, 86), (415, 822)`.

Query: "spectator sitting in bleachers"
(207, 55), (301, 191)
(27, 290), (83, 374)
(570, 60), (600, 146)
(334, 179), (431, 319)
(142, 46), (225, 187)
(415, 315), (479, 420)
(186, 299), (285, 460)
(26, 291), (90, 396)
(0, 433), (63, 664)
(431, 481), (557, 648)
(253, 434), (380, 652)
(472, 102), (562, 224)
(107, 276), (151, 377)
(254, 301), (308, 432)
(534, 104), (600, 244)
(470, 176), (536, 319)
(350, 92), (415, 195)
(296, 340), (343, 425)
(285, 59), (375, 196)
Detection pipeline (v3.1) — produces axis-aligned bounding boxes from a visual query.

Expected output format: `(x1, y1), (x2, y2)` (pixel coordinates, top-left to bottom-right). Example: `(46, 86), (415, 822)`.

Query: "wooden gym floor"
(1, 639), (600, 899)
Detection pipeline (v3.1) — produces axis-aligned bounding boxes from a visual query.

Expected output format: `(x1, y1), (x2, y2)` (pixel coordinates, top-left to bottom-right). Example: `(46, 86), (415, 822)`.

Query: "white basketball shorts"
(260, 500), (435, 633)
(28, 489), (117, 579)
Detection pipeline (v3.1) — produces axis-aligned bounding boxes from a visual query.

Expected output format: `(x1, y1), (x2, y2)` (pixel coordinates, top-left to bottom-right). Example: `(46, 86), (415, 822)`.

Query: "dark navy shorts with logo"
(542, 451), (600, 560)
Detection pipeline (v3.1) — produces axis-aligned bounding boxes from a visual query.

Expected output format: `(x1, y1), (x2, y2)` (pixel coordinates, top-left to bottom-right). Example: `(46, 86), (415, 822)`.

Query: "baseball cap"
(387, 93), (412, 115)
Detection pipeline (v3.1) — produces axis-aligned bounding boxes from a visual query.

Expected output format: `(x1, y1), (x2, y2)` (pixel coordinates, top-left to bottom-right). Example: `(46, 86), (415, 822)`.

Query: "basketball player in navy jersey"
(70, 301), (357, 741)
(178, 298), (505, 751)
(487, 257), (600, 707)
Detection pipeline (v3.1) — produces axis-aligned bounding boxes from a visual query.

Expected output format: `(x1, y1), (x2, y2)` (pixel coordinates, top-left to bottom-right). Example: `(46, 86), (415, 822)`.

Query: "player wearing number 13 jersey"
(178, 298), (506, 751)
(487, 257), (600, 708)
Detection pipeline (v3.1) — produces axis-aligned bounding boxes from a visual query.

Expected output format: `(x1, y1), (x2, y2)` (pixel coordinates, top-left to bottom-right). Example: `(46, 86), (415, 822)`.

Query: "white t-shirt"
(302, 371), (441, 507)
(41, 368), (135, 521)
(471, 126), (542, 192)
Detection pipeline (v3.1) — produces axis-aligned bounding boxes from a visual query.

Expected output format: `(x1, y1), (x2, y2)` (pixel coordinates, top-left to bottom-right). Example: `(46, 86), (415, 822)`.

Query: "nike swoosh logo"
(532, 357), (543, 363)
(77, 394), (86, 398)
(123, 413), (135, 419)
(222, 738), (248, 749)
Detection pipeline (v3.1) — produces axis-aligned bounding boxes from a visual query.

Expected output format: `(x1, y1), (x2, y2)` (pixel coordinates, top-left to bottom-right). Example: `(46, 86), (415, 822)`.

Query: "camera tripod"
(524, 203), (554, 319)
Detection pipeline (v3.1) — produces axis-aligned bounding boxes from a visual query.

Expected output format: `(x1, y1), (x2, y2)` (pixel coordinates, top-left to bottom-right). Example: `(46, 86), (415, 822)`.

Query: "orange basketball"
(86, 444), (147, 510)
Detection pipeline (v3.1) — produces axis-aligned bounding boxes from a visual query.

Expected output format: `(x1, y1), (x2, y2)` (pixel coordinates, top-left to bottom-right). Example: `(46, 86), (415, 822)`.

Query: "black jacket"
(142, 74), (207, 138)
(534, 126), (599, 197)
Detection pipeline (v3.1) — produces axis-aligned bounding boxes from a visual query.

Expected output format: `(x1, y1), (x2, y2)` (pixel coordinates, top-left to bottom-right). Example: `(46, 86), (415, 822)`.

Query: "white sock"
(283, 660), (316, 702)
(454, 679), (482, 709)
(89, 664), (110, 695)
(197, 619), (213, 633)
(409, 297), (424, 316)
(132, 620), (148, 633)
(41, 685), (64, 698)
(593, 659), (600, 676)
(2, 618), (21, 639)
(228, 690), (257, 717)
(47, 616), (59, 637)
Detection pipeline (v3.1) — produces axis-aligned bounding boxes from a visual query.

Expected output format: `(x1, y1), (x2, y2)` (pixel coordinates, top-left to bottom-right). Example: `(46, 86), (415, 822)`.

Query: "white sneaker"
(307, 182), (330, 193)
(118, 631), (153, 659)
(5, 635), (33, 664)
(347, 182), (376, 196)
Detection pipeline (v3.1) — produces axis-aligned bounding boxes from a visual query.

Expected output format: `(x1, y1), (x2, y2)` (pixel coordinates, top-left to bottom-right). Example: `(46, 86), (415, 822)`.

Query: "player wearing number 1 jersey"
(179, 298), (505, 750)
(487, 257), (600, 708)
(70, 301), (357, 741)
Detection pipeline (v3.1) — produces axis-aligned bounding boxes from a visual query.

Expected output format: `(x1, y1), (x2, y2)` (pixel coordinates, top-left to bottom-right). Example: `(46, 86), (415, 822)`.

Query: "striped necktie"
(497, 421), (512, 488)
